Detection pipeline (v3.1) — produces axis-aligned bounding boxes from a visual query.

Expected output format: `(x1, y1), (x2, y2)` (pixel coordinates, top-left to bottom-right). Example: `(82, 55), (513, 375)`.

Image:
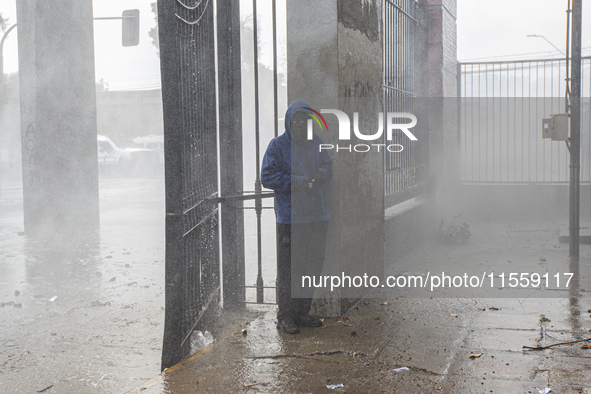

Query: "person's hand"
(309, 170), (324, 189)
(312, 170), (324, 182)
(303, 177), (314, 190)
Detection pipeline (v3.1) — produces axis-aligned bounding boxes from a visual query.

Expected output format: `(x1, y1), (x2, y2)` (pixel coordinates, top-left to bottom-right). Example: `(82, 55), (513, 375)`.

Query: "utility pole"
(569, 0), (582, 256)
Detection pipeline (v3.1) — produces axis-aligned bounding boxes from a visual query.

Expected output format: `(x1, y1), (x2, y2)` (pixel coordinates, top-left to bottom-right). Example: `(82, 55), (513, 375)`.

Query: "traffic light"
(122, 9), (139, 47)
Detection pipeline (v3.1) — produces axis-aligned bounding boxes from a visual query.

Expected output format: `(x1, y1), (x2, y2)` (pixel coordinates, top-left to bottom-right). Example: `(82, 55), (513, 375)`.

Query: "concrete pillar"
(15, 0), (99, 234)
(419, 0), (460, 211)
(287, 0), (384, 316)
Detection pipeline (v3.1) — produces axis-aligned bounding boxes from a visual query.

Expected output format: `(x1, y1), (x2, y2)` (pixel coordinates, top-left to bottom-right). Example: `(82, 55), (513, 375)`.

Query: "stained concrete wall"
(287, 0), (384, 316)
(419, 0), (460, 214)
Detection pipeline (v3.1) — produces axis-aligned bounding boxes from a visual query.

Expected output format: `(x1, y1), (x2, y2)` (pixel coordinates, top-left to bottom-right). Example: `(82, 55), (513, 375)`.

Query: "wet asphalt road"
(1, 178), (166, 393)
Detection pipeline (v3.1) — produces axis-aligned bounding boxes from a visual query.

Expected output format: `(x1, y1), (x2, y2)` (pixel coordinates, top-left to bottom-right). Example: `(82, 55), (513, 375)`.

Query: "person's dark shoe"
(296, 315), (322, 327)
(277, 318), (300, 334)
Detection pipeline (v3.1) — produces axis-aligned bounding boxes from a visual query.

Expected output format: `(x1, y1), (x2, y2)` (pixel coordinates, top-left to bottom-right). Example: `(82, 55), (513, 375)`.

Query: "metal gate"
(158, 0), (278, 369)
(158, 0), (222, 369)
(383, 0), (428, 206)
(460, 57), (591, 184)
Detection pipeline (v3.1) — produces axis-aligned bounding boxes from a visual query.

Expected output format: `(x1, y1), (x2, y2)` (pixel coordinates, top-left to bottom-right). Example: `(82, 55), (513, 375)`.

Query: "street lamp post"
(526, 34), (566, 57)
(0, 23), (17, 85)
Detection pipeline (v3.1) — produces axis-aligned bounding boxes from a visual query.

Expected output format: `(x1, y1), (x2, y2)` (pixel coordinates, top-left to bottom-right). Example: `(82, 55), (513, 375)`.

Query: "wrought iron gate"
(460, 57), (591, 184)
(158, 0), (222, 369)
(383, 0), (428, 206)
(158, 0), (277, 369)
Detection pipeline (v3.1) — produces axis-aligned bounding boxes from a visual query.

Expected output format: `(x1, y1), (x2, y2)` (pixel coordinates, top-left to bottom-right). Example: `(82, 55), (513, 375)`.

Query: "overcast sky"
(457, 0), (591, 61)
(0, 0), (589, 90)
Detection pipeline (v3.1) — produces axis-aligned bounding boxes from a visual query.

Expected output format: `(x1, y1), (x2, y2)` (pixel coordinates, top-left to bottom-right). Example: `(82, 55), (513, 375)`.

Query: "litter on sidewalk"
(392, 367), (410, 372)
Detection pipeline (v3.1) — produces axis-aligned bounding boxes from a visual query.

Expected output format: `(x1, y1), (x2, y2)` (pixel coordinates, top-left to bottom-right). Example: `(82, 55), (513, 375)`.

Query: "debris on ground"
(109, 276), (116, 282)
(244, 382), (260, 388)
(91, 300), (111, 307)
(4, 351), (30, 362)
(469, 353), (483, 358)
(539, 387), (551, 394)
(190, 330), (214, 354)
(379, 301), (388, 305)
(326, 383), (344, 389)
(392, 367), (410, 372)
(523, 337), (591, 350)
(438, 214), (471, 243)
(449, 313), (458, 317)
(336, 316), (348, 323)
(48, 296), (58, 302)
(35, 384), (54, 393)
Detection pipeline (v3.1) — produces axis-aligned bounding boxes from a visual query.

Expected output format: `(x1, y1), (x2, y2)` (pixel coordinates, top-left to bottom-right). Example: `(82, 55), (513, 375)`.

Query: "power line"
(460, 46), (591, 62)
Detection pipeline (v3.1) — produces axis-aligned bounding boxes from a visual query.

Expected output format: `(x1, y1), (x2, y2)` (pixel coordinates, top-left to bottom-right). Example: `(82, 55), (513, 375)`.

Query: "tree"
(148, 3), (159, 57)
(0, 13), (9, 33)
(96, 78), (109, 92)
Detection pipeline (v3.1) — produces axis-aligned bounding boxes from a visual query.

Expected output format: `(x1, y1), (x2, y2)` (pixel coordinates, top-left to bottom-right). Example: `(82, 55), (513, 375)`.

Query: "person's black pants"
(276, 221), (328, 322)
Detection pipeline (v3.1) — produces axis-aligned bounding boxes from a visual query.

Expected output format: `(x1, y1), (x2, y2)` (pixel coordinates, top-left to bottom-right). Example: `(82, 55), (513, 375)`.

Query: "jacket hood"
(285, 100), (311, 138)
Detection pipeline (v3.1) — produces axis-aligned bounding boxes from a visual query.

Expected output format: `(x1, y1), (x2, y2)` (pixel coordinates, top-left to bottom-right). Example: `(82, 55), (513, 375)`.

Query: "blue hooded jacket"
(261, 100), (332, 224)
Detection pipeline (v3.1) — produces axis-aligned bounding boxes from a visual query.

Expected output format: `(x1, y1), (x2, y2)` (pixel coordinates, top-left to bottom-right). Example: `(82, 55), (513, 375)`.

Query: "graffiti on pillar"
(343, 81), (381, 138)
(344, 81), (377, 102)
(24, 123), (39, 185)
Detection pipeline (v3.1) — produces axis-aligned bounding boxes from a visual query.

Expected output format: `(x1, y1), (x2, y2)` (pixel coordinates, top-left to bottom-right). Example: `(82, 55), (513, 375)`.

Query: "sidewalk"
(131, 221), (591, 393)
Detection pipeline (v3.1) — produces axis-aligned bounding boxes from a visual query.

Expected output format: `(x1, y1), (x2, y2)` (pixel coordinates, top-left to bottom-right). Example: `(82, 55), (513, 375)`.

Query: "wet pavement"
(131, 221), (591, 394)
(3, 178), (591, 393)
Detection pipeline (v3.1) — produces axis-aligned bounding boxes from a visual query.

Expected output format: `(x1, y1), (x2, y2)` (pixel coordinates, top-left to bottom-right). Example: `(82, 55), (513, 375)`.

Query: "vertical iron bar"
(272, 0), (279, 138)
(252, 0), (264, 304)
(218, 0), (245, 310)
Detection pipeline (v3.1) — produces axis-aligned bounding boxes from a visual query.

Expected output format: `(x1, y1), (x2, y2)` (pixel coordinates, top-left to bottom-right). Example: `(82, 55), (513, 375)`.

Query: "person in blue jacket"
(261, 100), (332, 334)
